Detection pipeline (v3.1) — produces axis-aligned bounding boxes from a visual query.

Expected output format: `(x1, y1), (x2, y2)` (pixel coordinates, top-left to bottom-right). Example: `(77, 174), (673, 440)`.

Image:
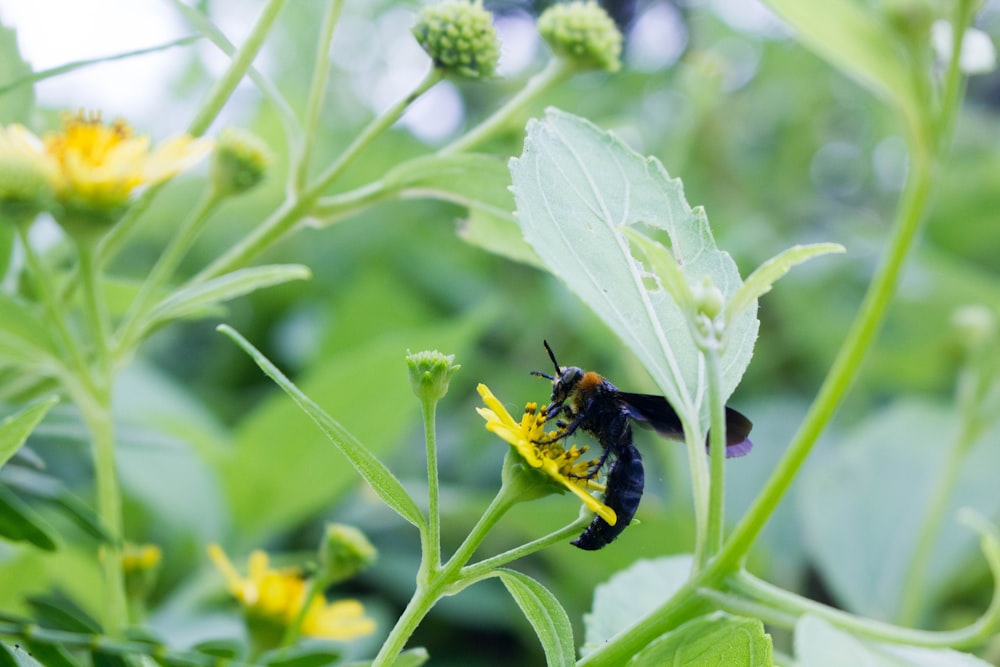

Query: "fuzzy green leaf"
(761, 0), (919, 121)
(458, 210), (544, 269)
(631, 613), (772, 667)
(511, 108), (757, 424)
(218, 325), (426, 530)
(0, 397), (57, 469)
(0, 642), (45, 667)
(259, 645), (340, 666)
(0, 486), (57, 551)
(147, 264), (310, 330)
(497, 569), (575, 667)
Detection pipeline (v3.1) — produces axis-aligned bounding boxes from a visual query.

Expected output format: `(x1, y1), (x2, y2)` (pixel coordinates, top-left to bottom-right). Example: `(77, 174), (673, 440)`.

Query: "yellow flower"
(208, 544), (375, 641)
(43, 111), (211, 217)
(476, 383), (617, 525)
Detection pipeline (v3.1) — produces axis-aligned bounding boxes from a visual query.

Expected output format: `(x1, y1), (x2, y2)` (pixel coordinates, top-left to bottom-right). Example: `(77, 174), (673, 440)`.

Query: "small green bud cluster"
(407, 349), (461, 403)
(412, 1), (501, 80)
(319, 523), (377, 584)
(211, 127), (271, 197)
(538, 1), (622, 72)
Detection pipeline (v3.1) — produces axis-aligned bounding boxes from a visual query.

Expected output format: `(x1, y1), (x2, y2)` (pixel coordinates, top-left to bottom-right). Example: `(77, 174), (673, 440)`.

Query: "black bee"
(532, 341), (753, 550)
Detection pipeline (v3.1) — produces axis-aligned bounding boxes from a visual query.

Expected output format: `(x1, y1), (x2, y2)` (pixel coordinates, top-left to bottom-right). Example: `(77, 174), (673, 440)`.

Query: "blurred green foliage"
(3, 0), (1000, 664)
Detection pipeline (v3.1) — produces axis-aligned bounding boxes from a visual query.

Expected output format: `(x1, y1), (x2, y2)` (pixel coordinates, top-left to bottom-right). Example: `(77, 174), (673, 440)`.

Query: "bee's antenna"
(542, 339), (560, 374)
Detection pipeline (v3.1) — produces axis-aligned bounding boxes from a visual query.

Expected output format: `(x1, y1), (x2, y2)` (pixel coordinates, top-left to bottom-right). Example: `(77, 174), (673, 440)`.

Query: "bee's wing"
(618, 392), (753, 457)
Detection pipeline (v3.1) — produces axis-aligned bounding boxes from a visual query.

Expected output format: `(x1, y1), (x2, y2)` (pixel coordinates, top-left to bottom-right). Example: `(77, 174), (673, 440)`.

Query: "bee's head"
(530, 340), (584, 404)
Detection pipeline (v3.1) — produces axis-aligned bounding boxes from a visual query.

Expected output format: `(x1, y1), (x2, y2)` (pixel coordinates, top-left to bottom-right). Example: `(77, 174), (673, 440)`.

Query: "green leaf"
(511, 109), (758, 425)
(795, 615), (991, 666)
(0, 23), (34, 123)
(0, 397), (58, 469)
(146, 264), (310, 330)
(760, 0), (919, 121)
(631, 613), (772, 667)
(25, 590), (101, 633)
(385, 153), (514, 219)
(799, 400), (1000, 619)
(19, 642), (75, 667)
(458, 210), (544, 270)
(0, 486), (56, 551)
(192, 639), (245, 659)
(0, 643), (45, 667)
(218, 325), (426, 531)
(583, 555), (693, 654)
(496, 569), (575, 667)
(0, 294), (59, 366)
(726, 243), (845, 328)
(259, 644), (340, 666)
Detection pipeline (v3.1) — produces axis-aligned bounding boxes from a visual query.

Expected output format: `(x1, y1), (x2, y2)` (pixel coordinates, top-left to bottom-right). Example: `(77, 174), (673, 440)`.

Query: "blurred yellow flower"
(43, 111), (211, 216)
(208, 544), (375, 641)
(476, 383), (617, 525)
(122, 543), (162, 573)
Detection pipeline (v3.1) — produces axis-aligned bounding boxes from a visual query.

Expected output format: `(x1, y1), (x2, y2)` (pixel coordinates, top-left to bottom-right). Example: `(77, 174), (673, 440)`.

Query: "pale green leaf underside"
(511, 108), (758, 421)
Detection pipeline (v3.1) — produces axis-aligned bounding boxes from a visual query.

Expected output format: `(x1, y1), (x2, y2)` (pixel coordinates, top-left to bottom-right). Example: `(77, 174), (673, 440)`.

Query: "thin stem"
(438, 57), (574, 156)
(896, 419), (977, 625)
(714, 143), (934, 573)
(192, 68), (443, 283)
(704, 337), (727, 561)
(459, 514), (591, 581)
(684, 420), (709, 571)
(114, 189), (222, 356)
(186, 0), (290, 137)
(730, 570), (1000, 649)
(370, 583), (439, 667)
(280, 576), (324, 649)
(422, 397), (442, 571)
(293, 0), (344, 191)
(80, 388), (127, 633)
(373, 484), (519, 667)
(77, 240), (112, 379)
(16, 226), (91, 383)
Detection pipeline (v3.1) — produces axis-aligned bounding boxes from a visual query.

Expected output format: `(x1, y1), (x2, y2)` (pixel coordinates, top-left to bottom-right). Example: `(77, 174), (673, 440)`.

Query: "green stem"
(280, 576), (324, 649)
(192, 68), (443, 283)
(16, 226), (91, 383)
(896, 418), (977, 625)
(422, 396), (442, 571)
(114, 189), (222, 356)
(459, 514), (591, 581)
(186, 0), (290, 137)
(438, 57), (574, 156)
(100, 0), (288, 265)
(293, 0), (344, 191)
(80, 388), (127, 633)
(77, 240), (112, 378)
(370, 583), (440, 667)
(714, 143), (934, 573)
(729, 569), (1000, 648)
(704, 336), (727, 562)
(684, 419), (709, 571)
(372, 484), (519, 667)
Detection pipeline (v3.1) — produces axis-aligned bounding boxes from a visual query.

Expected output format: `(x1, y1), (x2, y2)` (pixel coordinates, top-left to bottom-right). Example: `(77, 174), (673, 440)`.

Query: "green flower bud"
(407, 350), (461, 403)
(538, 1), (622, 72)
(692, 276), (725, 320)
(952, 305), (997, 351)
(412, 0), (501, 80)
(318, 524), (377, 585)
(211, 127), (271, 196)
